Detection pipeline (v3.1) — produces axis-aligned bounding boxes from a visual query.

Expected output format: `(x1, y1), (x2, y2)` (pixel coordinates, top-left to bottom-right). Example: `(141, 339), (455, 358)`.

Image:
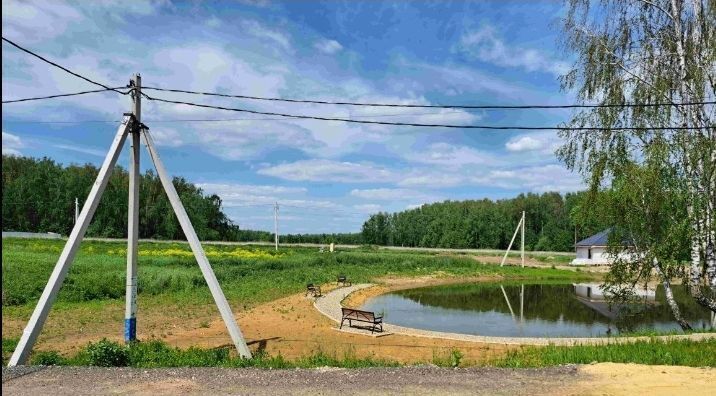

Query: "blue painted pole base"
(124, 318), (137, 343)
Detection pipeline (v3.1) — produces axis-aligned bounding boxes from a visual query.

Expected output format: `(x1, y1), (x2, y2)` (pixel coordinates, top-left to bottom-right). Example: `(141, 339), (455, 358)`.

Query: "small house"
(571, 229), (624, 266)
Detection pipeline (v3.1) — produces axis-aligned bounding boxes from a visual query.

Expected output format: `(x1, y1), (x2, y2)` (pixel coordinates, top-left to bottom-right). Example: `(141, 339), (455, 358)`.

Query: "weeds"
(490, 338), (716, 368)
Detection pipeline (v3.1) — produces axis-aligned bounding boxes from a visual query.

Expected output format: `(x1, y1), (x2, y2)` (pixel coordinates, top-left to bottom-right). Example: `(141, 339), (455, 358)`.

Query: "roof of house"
(575, 229), (611, 247)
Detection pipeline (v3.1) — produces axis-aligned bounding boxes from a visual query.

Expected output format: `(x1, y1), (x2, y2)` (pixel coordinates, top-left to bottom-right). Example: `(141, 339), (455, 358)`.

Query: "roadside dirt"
(576, 362), (715, 396)
(3, 363), (714, 395)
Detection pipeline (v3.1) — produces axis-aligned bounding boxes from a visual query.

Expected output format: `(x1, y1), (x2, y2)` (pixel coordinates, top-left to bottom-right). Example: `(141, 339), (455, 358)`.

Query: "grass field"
(1, 237), (583, 310)
(3, 237), (713, 368)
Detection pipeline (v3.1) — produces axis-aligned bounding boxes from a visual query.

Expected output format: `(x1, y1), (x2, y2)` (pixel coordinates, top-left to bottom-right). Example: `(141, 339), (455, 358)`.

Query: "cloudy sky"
(2, 0), (584, 233)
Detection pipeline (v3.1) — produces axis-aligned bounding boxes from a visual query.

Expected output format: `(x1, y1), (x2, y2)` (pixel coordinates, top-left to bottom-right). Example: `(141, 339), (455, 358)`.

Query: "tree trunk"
(653, 259), (692, 330)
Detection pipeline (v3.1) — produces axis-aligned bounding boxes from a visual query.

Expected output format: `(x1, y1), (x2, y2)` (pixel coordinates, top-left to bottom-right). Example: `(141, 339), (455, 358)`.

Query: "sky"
(1, 0), (585, 234)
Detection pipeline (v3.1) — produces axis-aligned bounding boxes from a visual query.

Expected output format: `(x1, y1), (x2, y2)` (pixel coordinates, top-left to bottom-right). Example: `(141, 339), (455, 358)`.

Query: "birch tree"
(558, 0), (715, 313)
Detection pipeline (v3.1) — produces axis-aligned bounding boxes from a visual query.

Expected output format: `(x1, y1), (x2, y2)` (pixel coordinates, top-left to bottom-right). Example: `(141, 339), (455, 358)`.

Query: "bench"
(337, 274), (351, 287)
(306, 283), (322, 297)
(340, 307), (383, 333)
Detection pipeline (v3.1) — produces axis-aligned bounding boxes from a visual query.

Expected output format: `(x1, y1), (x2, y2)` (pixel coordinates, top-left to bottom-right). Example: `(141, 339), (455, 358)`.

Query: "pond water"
(360, 282), (714, 338)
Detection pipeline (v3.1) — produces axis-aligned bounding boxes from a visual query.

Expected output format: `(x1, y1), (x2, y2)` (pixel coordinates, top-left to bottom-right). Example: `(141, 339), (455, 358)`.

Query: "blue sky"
(2, 0), (584, 234)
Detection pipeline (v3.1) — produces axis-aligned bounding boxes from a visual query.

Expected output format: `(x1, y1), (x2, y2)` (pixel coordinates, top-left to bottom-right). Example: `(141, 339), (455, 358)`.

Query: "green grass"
(490, 338), (716, 368)
(2, 238), (589, 313)
(25, 339), (399, 369)
(13, 338), (715, 368)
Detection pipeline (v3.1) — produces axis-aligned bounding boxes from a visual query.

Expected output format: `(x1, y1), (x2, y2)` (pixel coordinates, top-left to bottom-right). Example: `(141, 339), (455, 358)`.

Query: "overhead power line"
(143, 86), (715, 110)
(1, 109), (473, 124)
(1, 36), (126, 94)
(142, 94), (705, 131)
(2, 87), (128, 104)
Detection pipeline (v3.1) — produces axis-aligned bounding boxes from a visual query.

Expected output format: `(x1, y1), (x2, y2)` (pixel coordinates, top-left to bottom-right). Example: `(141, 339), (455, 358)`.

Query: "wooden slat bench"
(340, 307), (383, 333)
(306, 283), (322, 297)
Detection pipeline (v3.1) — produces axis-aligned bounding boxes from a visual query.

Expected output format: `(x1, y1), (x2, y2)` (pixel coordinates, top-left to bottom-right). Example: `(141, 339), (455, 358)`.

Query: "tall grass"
(21, 338), (716, 368)
(2, 238), (588, 309)
(490, 338), (716, 368)
(27, 339), (400, 369)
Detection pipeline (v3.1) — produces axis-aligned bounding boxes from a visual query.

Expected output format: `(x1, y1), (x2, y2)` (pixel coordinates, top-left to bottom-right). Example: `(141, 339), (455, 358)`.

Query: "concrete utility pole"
(74, 197), (79, 223)
(8, 74), (254, 366)
(274, 202), (279, 251)
(521, 211), (525, 268)
(9, 116), (133, 366)
(500, 211), (525, 267)
(125, 74), (141, 343)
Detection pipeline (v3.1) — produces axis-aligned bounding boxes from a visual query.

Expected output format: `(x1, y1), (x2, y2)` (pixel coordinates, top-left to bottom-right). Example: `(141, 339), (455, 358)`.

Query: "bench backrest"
(337, 275), (347, 282)
(341, 307), (375, 321)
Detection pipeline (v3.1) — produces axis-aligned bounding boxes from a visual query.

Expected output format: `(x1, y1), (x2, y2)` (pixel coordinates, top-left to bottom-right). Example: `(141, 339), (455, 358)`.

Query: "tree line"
(1, 155), (362, 244)
(360, 192), (609, 252)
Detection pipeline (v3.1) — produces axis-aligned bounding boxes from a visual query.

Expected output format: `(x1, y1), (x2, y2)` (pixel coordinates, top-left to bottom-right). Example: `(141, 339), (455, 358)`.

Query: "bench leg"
(340, 318), (345, 329)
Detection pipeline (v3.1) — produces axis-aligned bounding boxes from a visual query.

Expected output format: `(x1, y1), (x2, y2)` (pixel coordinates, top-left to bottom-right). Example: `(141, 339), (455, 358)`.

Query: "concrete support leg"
(8, 116), (133, 366)
(141, 127), (252, 359)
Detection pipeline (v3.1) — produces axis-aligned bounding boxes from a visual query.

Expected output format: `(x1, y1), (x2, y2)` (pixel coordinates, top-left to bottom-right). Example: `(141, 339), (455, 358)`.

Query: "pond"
(360, 282), (714, 338)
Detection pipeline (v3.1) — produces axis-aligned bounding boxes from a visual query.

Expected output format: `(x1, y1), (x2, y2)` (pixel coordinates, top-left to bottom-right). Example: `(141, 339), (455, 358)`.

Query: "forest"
(360, 192), (609, 252)
(1, 155), (361, 244)
(3, 155), (607, 251)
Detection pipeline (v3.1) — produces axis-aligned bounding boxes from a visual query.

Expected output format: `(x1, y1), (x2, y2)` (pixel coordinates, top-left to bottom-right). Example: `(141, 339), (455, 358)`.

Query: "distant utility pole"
(500, 210), (526, 268)
(274, 202), (279, 251)
(521, 210), (525, 268)
(74, 197), (79, 224)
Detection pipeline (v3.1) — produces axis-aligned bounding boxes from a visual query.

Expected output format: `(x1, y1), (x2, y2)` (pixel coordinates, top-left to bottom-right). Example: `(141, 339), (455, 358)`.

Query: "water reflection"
(359, 282), (713, 337)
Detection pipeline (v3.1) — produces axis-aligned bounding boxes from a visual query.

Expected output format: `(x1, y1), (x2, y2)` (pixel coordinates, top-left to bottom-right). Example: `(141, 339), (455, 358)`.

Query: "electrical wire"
(1, 36), (126, 94)
(142, 94), (705, 130)
(143, 86), (716, 110)
(2, 87), (128, 104)
(0, 110), (471, 124)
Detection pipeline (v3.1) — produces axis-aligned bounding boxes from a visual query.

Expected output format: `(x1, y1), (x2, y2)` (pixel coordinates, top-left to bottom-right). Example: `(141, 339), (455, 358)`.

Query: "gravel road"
(3, 365), (581, 395)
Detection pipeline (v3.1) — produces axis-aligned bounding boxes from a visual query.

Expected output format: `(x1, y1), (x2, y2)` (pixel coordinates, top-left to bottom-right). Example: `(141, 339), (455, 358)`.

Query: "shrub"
(32, 351), (66, 366)
(85, 339), (129, 367)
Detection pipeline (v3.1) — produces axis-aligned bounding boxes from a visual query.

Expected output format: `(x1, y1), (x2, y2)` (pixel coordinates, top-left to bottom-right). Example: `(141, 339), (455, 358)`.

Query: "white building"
(571, 229), (631, 266)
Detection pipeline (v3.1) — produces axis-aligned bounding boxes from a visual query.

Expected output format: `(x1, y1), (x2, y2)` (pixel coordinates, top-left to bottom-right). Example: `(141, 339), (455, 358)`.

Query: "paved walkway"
(314, 283), (716, 345)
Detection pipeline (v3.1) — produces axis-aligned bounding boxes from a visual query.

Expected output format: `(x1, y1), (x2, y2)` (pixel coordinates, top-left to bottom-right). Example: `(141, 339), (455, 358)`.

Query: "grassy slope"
(12, 238), (713, 368)
(2, 238), (586, 313)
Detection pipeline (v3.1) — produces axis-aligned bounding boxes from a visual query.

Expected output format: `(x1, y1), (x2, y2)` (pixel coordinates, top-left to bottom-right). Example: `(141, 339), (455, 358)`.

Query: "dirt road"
(3, 363), (713, 395)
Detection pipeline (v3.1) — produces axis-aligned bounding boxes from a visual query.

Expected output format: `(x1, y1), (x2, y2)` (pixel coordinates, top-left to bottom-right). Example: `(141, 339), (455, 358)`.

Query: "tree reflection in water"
(360, 282), (712, 337)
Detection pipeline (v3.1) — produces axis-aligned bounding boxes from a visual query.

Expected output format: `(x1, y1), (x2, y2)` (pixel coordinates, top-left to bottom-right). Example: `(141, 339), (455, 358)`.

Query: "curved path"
(315, 283), (716, 346)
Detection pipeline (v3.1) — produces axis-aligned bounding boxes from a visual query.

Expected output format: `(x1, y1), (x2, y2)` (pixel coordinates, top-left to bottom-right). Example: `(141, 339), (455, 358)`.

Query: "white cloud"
(314, 39), (343, 54)
(505, 132), (561, 156)
(457, 25), (570, 77)
(54, 143), (105, 157)
(403, 142), (495, 168)
(241, 20), (291, 51)
(1, 0), (83, 42)
(197, 182), (307, 207)
(2, 132), (23, 155)
(350, 188), (438, 203)
(398, 172), (464, 188)
(258, 159), (394, 183)
(506, 136), (544, 152)
(353, 204), (382, 213)
(471, 164), (583, 192)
